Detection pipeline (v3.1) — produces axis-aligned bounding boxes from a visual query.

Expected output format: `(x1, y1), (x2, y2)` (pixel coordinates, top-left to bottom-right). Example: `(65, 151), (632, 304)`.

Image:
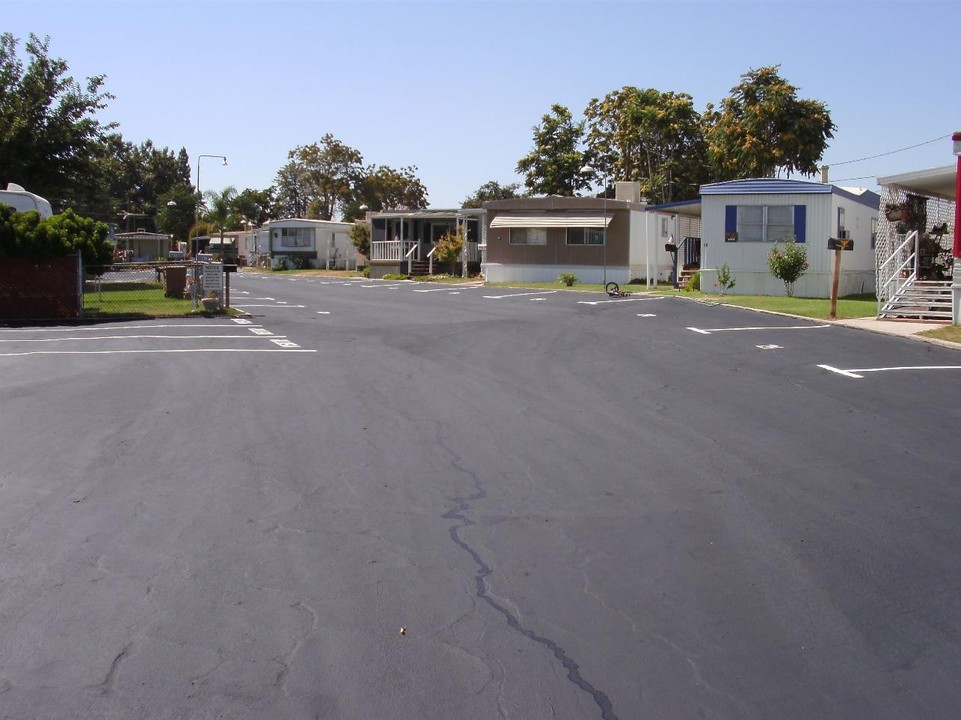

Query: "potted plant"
(884, 203), (905, 222)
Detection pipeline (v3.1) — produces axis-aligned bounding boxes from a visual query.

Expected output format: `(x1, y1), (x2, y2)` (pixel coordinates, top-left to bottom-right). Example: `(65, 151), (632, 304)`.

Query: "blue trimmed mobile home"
(698, 178), (880, 297)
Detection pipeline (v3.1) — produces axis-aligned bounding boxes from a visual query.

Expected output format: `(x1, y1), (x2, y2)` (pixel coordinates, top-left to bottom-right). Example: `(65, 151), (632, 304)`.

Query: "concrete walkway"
(832, 316), (959, 347)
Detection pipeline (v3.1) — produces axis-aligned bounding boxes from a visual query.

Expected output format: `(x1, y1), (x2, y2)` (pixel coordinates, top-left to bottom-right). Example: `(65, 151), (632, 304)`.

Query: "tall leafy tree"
(0, 33), (115, 209)
(356, 164), (428, 214)
(704, 65), (835, 179)
(584, 87), (709, 204)
(232, 187), (276, 227)
(291, 134), (364, 221)
(515, 104), (590, 196)
(461, 180), (521, 208)
(273, 160), (311, 219)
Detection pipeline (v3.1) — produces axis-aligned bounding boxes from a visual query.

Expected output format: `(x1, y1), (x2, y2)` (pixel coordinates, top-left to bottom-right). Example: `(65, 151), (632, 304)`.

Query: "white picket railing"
(370, 239), (417, 261)
(877, 230), (918, 314)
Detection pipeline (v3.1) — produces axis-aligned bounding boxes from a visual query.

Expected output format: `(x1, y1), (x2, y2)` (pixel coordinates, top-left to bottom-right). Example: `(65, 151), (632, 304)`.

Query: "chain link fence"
(82, 262), (211, 318)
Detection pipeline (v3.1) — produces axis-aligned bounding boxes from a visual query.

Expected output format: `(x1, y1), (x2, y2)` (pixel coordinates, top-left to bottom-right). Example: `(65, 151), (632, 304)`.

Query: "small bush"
(715, 263), (736, 295)
(767, 238), (808, 297)
(383, 273), (408, 280)
(291, 256), (312, 270)
(684, 271), (700, 291)
(557, 272), (577, 287)
(362, 266), (371, 278)
(628, 277), (645, 285)
(271, 256), (289, 271)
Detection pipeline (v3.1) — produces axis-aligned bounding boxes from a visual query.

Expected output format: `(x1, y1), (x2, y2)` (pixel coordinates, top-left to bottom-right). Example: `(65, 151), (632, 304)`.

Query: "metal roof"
(700, 178), (832, 195)
(489, 214), (613, 229)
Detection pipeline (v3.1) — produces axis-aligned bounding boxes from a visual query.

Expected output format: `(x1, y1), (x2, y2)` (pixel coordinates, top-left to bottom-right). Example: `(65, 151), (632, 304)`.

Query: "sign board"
(828, 237), (854, 251)
(725, 231), (738, 242)
(203, 263), (224, 295)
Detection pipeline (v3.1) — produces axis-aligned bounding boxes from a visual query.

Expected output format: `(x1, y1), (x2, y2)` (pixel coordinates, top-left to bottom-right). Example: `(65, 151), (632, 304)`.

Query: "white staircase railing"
(877, 230), (918, 316)
(427, 246), (437, 275)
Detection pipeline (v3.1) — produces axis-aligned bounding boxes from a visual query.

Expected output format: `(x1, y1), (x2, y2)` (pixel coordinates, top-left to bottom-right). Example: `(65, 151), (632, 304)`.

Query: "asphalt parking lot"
(2, 274), (961, 719)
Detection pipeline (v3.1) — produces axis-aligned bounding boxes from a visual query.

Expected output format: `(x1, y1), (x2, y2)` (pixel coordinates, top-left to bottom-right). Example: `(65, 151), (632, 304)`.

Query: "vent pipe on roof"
(820, 165), (829, 183)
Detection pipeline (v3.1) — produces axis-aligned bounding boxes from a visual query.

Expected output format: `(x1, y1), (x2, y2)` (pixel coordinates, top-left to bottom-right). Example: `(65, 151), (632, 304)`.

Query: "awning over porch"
(489, 214), (613, 229)
(877, 165), (956, 201)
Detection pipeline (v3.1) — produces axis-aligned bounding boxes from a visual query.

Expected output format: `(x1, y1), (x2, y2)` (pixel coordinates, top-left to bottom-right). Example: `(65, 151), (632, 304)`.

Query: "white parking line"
(578, 297), (647, 305)
(819, 363), (961, 379)
(483, 290), (558, 299)
(232, 304), (306, 308)
(0, 323), (259, 333)
(0, 348), (316, 357)
(0, 334), (279, 343)
(688, 324), (830, 335)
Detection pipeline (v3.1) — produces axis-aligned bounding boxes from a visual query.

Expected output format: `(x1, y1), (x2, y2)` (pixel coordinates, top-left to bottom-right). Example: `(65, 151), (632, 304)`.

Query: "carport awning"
(490, 214), (612, 229)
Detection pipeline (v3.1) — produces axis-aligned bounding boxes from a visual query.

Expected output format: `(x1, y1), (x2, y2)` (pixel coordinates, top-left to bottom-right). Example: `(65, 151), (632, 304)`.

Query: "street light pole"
(580, 164), (608, 285)
(195, 154), (227, 257)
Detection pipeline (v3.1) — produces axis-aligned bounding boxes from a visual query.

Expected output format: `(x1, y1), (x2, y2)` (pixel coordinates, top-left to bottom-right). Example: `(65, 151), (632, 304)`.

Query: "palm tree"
(202, 186), (239, 256)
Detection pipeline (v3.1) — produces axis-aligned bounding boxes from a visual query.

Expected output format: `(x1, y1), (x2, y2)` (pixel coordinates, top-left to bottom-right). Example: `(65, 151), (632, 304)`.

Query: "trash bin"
(162, 265), (187, 298)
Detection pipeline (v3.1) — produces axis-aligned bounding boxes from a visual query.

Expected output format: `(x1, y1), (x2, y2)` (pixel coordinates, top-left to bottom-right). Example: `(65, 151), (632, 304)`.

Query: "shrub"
(362, 266), (371, 278)
(557, 272), (577, 287)
(271, 256), (289, 271)
(291, 256), (312, 270)
(767, 238), (808, 297)
(435, 228), (464, 275)
(714, 263), (736, 295)
(684, 270), (700, 291)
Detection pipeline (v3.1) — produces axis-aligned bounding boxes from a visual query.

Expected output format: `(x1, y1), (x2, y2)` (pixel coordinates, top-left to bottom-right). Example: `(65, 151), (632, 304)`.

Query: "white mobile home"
(698, 178), (880, 298)
(255, 218), (357, 269)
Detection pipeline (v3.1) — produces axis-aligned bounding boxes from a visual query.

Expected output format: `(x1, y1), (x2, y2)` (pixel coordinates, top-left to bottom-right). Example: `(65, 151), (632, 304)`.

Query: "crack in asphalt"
(440, 440), (619, 720)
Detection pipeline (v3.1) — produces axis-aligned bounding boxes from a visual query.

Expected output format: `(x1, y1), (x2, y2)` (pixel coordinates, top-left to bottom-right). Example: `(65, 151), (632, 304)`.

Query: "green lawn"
(920, 325), (961, 344)
(82, 284), (196, 318)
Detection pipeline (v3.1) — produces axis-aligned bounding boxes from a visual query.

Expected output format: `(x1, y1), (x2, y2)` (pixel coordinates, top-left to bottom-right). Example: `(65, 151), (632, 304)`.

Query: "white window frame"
(736, 205), (794, 243)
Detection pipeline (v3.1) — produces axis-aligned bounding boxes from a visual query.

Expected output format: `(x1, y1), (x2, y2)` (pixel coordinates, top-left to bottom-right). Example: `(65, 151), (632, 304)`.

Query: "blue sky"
(6, 0), (961, 209)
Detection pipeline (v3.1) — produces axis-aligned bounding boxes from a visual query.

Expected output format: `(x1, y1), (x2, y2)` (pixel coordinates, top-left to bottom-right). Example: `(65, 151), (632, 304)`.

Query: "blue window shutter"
(725, 205), (737, 234)
(794, 205), (806, 243)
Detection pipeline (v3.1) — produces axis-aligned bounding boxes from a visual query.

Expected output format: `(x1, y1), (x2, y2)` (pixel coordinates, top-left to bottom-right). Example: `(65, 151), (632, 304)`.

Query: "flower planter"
(885, 207), (904, 222)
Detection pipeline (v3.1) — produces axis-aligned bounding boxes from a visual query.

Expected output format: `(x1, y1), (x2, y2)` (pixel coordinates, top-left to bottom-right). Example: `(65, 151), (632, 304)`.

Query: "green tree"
(516, 104), (589, 196)
(273, 160), (311, 219)
(155, 184), (197, 242)
(350, 221), (371, 259)
(0, 33), (115, 209)
(584, 87), (710, 204)
(233, 187), (275, 227)
(91, 138), (193, 227)
(290, 134), (364, 221)
(704, 65), (835, 179)
(360, 164), (428, 212)
(461, 180), (521, 208)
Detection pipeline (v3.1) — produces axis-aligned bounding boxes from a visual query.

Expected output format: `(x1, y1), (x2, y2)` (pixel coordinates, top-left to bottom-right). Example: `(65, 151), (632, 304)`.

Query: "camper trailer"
(0, 183), (53, 218)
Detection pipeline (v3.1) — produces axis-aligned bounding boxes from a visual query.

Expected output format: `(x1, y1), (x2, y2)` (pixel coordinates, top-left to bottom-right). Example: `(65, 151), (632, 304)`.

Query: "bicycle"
(605, 282), (632, 298)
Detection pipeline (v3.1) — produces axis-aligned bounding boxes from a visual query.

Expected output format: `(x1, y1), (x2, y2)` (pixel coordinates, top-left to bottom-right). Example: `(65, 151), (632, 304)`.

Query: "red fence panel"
(0, 255), (81, 320)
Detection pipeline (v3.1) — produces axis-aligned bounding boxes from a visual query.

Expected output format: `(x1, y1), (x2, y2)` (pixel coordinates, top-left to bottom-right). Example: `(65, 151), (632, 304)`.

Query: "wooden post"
(830, 247), (842, 319)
